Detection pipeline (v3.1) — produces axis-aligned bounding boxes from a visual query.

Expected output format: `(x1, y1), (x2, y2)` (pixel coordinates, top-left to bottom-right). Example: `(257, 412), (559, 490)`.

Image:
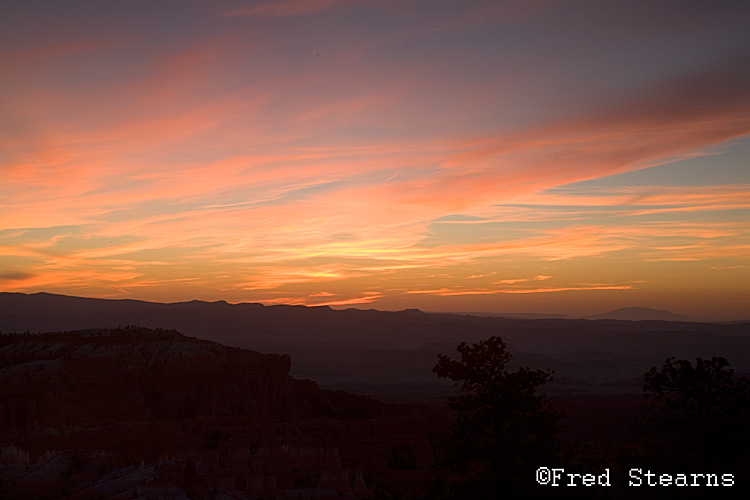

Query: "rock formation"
(0, 327), (438, 499)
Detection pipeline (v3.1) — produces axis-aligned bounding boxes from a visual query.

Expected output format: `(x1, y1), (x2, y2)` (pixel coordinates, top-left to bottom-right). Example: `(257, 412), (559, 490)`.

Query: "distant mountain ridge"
(2, 292), (749, 403)
(587, 307), (691, 322)
(448, 311), (570, 319)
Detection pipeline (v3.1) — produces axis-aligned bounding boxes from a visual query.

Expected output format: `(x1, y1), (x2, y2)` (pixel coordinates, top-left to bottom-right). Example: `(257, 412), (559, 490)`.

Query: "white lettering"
(628, 469), (735, 487)
(551, 468), (564, 486)
(629, 468), (642, 487)
(537, 468), (611, 487)
(598, 469), (611, 487)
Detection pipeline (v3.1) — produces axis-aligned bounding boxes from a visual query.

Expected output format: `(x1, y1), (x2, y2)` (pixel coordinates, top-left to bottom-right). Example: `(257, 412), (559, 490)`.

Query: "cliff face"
(0, 328), (440, 500)
(0, 328), (295, 436)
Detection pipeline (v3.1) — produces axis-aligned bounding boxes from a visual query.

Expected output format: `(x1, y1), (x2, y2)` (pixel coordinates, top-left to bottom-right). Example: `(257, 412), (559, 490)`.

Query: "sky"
(1, 0), (749, 321)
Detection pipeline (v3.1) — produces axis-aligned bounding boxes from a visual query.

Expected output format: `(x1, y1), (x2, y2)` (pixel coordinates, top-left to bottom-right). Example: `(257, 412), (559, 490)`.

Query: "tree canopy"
(433, 336), (560, 497)
(644, 356), (750, 466)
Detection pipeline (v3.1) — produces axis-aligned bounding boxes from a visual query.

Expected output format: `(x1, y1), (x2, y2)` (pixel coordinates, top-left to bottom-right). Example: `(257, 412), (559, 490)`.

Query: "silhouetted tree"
(433, 336), (561, 498)
(644, 356), (750, 466)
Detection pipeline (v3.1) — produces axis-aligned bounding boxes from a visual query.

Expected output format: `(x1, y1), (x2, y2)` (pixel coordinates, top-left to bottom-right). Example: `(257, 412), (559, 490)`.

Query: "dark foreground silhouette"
(2, 327), (749, 499)
(0, 328), (443, 499)
(1, 293), (750, 498)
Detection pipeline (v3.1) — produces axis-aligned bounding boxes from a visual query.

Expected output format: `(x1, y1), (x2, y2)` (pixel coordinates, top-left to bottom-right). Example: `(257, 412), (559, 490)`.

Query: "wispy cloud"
(259, 291), (382, 307)
(404, 284), (633, 296)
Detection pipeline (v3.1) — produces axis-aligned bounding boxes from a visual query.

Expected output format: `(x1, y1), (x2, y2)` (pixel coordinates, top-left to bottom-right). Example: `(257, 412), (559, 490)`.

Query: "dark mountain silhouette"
(587, 306), (691, 322)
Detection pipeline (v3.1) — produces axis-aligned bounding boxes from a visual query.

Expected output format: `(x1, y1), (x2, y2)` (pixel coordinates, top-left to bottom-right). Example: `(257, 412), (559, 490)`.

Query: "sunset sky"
(2, 0), (749, 321)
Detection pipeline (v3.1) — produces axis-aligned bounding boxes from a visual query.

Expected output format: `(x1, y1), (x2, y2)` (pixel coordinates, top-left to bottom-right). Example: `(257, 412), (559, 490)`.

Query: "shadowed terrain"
(1, 292), (749, 498)
(0, 327), (442, 499)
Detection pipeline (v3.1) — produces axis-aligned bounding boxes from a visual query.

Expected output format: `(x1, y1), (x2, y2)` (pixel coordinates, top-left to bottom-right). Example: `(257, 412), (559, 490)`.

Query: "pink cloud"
(0, 37), (123, 71)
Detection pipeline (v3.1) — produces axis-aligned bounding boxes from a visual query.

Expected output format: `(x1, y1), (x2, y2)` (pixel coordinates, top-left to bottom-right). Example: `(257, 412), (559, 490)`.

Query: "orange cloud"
(404, 284), (633, 297)
(259, 292), (383, 307)
(497, 286), (633, 294)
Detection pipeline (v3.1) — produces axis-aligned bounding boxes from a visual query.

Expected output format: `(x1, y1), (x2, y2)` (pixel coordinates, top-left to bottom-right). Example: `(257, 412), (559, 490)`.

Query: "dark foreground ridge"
(0, 327), (440, 499)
